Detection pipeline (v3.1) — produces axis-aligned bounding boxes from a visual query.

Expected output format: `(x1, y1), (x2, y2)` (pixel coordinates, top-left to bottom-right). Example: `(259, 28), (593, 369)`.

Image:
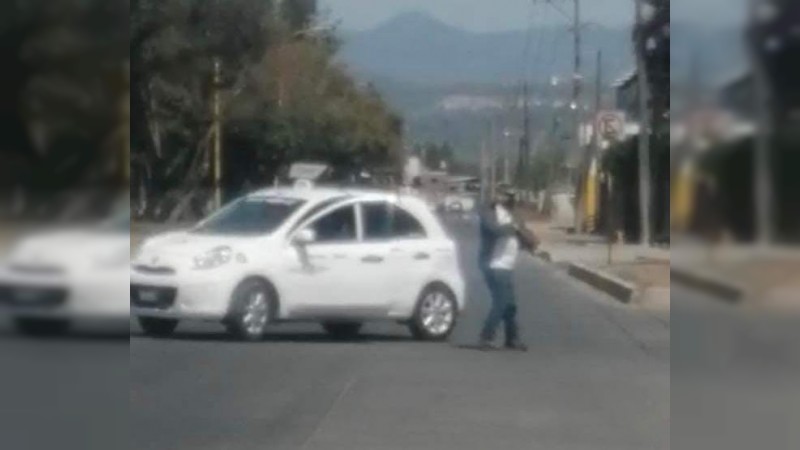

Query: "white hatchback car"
(131, 187), (466, 341)
(0, 213), (130, 335)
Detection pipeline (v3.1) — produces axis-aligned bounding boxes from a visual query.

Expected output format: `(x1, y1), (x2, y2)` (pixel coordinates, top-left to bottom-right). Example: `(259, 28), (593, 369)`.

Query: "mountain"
(338, 12), (634, 85)
(670, 21), (747, 84)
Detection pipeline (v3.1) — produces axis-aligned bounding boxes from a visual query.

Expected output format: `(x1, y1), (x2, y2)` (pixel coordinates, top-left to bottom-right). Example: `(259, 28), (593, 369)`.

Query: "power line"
(544, 0), (573, 24)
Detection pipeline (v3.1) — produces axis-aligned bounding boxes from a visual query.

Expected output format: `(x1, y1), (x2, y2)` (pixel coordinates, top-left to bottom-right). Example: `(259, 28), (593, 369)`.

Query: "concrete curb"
(670, 265), (745, 303)
(567, 262), (637, 304)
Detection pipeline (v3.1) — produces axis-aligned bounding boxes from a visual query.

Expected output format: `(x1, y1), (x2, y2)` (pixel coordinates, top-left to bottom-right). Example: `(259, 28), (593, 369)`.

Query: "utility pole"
(572, 0), (582, 113)
(503, 130), (511, 185)
(749, 0), (774, 245)
(588, 50), (602, 233)
(571, 0), (585, 232)
(518, 81), (531, 190)
(480, 137), (488, 204)
(489, 120), (497, 199)
(121, 62), (130, 188)
(594, 51), (602, 136)
(212, 57), (223, 210)
(635, 0), (652, 246)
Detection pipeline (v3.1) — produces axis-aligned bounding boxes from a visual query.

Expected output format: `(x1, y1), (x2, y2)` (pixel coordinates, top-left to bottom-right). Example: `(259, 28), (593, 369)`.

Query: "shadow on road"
(133, 330), (419, 344)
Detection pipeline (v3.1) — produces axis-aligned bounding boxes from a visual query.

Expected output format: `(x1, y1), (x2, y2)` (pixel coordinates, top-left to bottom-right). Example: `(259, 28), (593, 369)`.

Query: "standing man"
(478, 190), (527, 351)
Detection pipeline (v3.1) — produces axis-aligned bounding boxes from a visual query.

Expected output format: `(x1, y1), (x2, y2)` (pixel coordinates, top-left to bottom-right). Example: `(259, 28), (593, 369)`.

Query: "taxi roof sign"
(289, 162), (329, 181)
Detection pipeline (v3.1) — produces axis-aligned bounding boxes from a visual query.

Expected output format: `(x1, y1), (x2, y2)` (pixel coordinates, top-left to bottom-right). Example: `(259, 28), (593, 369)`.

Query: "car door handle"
(361, 255), (384, 264)
(413, 252), (431, 260)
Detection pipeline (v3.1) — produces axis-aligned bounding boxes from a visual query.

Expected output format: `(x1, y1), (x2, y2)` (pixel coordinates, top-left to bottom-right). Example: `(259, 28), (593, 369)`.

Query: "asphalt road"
(126, 217), (670, 450)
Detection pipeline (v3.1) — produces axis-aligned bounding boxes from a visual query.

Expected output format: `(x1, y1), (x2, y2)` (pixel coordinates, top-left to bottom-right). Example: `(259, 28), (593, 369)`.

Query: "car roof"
(248, 185), (421, 205)
(249, 185), (446, 239)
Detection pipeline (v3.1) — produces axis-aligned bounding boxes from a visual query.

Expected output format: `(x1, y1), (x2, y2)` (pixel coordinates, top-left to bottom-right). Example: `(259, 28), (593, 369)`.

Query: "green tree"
(130, 0), (402, 220)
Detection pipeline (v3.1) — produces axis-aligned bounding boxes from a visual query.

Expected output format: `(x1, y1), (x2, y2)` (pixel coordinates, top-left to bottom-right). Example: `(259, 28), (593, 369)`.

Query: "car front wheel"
(409, 285), (458, 341)
(138, 317), (178, 338)
(225, 279), (274, 341)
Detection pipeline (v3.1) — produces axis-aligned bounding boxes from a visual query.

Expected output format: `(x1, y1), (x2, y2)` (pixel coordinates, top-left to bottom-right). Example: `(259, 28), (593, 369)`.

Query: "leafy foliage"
(0, 0), (128, 193)
(131, 0), (403, 219)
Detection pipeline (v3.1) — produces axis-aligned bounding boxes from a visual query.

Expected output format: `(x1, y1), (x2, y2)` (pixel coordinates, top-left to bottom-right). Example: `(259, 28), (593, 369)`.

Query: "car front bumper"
(0, 269), (129, 320)
(130, 268), (240, 321)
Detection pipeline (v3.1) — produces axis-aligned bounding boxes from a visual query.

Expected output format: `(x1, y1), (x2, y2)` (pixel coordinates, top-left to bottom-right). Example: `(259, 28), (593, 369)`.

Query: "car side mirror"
(293, 228), (316, 246)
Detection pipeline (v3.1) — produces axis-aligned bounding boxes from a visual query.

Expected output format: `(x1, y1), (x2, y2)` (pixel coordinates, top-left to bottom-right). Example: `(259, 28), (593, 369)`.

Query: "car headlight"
(192, 246), (233, 270)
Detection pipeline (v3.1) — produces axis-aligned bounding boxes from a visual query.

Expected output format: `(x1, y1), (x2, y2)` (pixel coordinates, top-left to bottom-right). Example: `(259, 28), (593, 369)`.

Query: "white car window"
(362, 202), (426, 241)
(288, 196), (351, 234)
(309, 205), (358, 243)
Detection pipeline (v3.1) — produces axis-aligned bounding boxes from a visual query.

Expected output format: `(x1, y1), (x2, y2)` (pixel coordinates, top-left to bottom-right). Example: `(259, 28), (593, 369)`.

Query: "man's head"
(495, 190), (516, 209)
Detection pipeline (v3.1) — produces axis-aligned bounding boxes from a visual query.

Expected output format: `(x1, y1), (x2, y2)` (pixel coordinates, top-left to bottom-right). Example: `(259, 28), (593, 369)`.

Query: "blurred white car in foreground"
(0, 213), (130, 335)
(131, 187), (466, 341)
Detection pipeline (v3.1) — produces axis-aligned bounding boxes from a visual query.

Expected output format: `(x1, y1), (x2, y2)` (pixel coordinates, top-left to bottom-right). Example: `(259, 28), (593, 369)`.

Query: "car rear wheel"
(322, 322), (362, 340)
(225, 279), (274, 341)
(13, 318), (70, 337)
(409, 285), (458, 341)
(138, 317), (178, 338)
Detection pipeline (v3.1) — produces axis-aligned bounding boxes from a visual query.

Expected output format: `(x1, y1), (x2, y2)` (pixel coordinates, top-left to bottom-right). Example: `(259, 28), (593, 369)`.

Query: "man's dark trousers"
(479, 267), (519, 344)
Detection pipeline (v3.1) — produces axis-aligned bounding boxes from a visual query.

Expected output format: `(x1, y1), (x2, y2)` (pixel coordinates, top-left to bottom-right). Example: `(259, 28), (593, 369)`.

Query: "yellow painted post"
(584, 157), (599, 232)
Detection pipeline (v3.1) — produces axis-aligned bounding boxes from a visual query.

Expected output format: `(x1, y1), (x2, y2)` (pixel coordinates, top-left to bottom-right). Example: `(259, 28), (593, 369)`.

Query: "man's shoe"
(504, 341), (528, 352)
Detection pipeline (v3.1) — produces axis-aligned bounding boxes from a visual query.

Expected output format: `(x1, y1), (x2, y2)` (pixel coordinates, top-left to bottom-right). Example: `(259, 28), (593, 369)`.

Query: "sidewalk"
(671, 242), (800, 311)
(528, 220), (670, 310)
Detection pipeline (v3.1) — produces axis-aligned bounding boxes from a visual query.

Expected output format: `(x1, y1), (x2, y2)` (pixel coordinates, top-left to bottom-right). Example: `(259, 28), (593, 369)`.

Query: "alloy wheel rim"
(242, 291), (269, 336)
(420, 292), (454, 335)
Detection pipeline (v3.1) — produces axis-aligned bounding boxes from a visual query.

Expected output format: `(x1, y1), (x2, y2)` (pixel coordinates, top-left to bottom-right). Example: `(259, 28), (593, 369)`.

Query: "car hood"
(5, 229), (129, 271)
(135, 231), (274, 268)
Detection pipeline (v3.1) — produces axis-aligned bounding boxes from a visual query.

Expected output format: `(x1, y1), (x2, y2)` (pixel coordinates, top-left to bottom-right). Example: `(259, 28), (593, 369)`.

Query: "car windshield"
(192, 196), (304, 236)
(96, 211), (130, 233)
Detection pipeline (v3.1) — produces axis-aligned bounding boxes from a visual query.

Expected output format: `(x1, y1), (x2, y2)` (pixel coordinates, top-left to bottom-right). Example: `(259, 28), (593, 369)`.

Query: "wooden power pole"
(212, 57), (223, 210)
(749, 0), (774, 245)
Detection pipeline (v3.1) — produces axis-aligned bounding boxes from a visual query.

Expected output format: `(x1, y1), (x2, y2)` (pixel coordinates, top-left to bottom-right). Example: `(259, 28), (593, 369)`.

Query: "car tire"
(409, 284), (458, 341)
(138, 317), (178, 338)
(13, 318), (70, 337)
(322, 322), (362, 340)
(225, 279), (275, 342)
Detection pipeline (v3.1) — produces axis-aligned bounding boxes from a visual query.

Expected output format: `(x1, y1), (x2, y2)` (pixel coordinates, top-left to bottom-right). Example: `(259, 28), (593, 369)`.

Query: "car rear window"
(362, 202), (426, 240)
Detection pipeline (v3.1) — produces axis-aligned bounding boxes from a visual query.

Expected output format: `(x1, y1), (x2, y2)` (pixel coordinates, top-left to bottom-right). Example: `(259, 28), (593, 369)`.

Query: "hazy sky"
(319, 0), (637, 32)
(320, 0), (747, 32)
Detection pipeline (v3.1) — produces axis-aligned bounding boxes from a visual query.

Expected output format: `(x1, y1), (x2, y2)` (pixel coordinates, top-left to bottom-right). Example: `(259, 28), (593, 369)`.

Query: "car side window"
(362, 202), (426, 241)
(310, 205), (357, 243)
(288, 196), (350, 234)
(392, 208), (426, 238)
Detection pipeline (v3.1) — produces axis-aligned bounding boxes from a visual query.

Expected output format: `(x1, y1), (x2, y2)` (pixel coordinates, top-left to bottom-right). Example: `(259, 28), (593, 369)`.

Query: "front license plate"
(14, 288), (44, 302)
(138, 289), (159, 303)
